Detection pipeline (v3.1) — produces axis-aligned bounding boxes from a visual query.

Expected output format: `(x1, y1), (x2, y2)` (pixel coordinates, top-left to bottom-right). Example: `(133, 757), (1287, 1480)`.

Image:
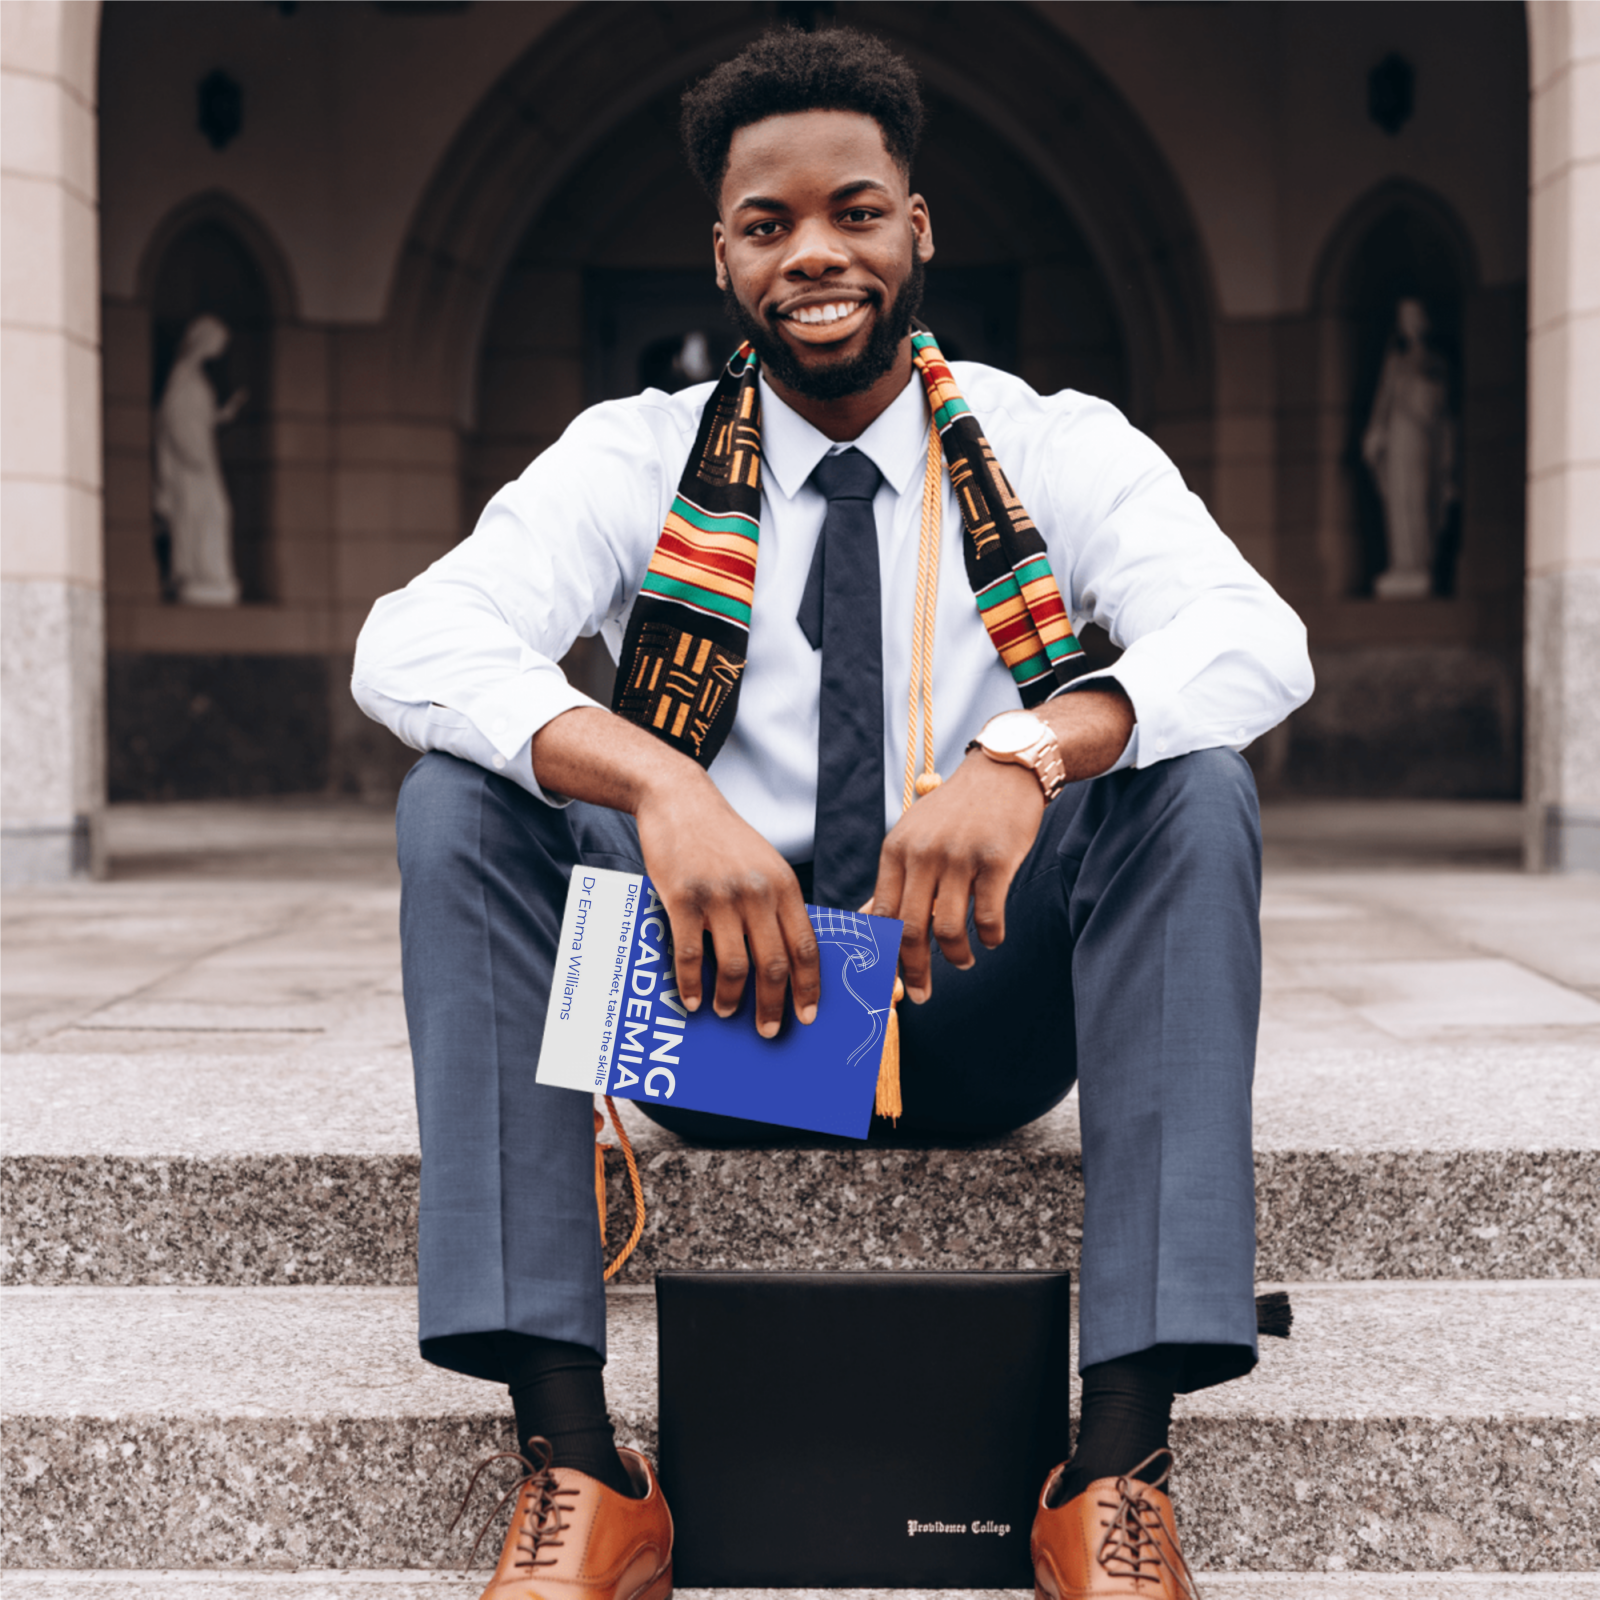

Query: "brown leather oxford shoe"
(455, 1439), (673, 1600)
(1030, 1448), (1199, 1599)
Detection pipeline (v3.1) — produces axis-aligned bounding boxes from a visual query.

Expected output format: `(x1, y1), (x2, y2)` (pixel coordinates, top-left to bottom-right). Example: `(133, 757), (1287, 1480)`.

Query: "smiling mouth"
(776, 298), (873, 344)
(784, 299), (863, 325)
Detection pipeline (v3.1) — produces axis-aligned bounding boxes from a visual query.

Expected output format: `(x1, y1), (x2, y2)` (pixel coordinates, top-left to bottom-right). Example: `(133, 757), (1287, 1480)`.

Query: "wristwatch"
(966, 709), (1068, 802)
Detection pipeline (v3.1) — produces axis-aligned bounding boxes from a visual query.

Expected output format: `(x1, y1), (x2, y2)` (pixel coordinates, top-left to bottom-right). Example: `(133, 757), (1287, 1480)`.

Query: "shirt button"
(1156, 739), (1169, 754)
(492, 754), (507, 771)
(1235, 728), (1247, 741)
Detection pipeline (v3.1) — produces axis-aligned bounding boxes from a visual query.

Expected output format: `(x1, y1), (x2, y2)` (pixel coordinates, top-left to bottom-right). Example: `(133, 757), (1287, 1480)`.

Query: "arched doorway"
(463, 67), (1133, 705)
(463, 72), (1133, 505)
(389, 2), (1212, 457)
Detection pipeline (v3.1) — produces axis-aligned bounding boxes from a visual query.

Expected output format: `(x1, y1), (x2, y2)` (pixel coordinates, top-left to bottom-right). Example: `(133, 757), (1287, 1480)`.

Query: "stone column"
(1526, 1), (1600, 870)
(1, 0), (104, 884)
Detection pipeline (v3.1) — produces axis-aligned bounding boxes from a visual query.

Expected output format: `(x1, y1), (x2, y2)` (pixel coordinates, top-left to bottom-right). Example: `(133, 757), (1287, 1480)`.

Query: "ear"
(909, 193), (935, 265)
(713, 221), (729, 291)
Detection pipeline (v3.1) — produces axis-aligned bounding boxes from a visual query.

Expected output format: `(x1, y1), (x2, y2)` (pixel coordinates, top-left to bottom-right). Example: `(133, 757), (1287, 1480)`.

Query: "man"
(354, 27), (1312, 1600)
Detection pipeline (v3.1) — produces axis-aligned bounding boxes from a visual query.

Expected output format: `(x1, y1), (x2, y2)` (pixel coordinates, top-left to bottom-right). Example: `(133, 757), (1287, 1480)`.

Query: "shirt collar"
(757, 366), (929, 502)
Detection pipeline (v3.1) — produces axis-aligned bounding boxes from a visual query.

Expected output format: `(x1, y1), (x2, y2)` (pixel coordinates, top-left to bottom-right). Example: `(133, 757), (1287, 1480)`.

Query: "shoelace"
(1092, 1448), (1201, 1598)
(449, 1435), (581, 1572)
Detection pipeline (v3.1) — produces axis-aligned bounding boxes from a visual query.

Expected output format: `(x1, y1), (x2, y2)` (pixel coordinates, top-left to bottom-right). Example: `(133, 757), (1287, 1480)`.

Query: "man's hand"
(531, 706), (819, 1038)
(633, 777), (820, 1037)
(870, 685), (1135, 1001)
(870, 754), (1042, 1003)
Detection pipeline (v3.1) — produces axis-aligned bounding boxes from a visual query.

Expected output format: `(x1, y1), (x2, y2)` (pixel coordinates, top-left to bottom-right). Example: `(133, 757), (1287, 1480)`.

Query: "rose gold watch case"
(972, 710), (1068, 801)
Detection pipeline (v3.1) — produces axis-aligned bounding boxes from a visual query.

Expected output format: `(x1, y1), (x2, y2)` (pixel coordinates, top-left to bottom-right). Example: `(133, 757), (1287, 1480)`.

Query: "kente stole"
(612, 327), (1093, 764)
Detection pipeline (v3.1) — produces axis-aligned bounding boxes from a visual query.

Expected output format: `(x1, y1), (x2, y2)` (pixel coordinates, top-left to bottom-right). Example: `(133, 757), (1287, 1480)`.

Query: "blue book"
(535, 866), (904, 1139)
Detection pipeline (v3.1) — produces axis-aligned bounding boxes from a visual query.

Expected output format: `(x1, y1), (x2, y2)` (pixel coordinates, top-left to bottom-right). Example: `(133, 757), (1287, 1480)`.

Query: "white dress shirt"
(353, 363), (1313, 863)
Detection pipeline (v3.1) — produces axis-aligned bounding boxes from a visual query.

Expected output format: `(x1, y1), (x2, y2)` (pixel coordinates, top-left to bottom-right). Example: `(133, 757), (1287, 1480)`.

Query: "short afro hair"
(681, 26), (924, 204)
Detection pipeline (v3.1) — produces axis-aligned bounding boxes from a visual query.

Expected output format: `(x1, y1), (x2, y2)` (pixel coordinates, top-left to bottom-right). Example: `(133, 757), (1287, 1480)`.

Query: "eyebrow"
(731, 178), (894, 213)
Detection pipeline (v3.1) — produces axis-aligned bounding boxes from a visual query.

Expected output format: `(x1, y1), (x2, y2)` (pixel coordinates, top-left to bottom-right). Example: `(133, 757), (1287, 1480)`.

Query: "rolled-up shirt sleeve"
(352, 396), (678, 803)
(1036, 397), (1313, 769)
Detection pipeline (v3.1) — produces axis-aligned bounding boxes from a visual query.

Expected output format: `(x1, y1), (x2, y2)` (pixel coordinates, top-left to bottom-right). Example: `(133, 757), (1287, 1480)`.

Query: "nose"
(780, 215), (849, 279)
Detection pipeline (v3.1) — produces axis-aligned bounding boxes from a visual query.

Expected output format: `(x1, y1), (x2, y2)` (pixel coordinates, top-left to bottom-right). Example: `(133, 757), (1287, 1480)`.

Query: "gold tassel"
(875, 976), (905, 1122)
(593, 1106), (607, 1243)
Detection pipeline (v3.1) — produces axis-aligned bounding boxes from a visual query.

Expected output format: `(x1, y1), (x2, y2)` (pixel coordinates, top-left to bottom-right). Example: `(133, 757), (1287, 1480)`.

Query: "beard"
(721, 255), (926, 402)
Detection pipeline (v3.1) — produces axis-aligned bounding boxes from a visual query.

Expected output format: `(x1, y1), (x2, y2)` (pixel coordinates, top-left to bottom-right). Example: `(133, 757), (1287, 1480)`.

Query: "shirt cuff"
(459, 673), (604, 806)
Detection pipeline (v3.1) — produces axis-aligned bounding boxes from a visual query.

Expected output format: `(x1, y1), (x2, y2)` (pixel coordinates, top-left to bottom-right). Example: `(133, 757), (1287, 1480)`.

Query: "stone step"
(4, 1037), (1597, 1288)
(6, 846), (1598, 1288)
(3, 1578), (1598, 1598)
(4, 1282), (1597, 1575)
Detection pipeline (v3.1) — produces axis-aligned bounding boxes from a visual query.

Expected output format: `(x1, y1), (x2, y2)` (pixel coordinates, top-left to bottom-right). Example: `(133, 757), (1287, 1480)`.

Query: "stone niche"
(1269, 184), (1526, 800)
(149, 218), (277, 605)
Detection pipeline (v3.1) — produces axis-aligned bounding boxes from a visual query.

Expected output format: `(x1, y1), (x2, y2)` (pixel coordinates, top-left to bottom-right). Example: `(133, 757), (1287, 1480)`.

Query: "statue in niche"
(153, 314), (248, 605)
(1360, 297), (1458, 600)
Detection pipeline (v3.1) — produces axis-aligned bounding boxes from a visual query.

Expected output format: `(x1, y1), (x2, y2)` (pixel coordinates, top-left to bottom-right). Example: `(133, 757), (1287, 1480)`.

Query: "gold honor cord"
(596, 1098), (645, 1281)
(876, 411), (948, 1122)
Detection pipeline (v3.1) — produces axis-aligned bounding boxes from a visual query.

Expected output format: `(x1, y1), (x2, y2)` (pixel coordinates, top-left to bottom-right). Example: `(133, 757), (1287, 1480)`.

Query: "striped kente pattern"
(613, 344), (764, 762)
(613, 328), (1090, 767)
(911, 330), (1088, 697)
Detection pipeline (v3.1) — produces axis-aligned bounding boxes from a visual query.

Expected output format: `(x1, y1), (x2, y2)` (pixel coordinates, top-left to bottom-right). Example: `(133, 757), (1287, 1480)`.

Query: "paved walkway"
(5, 798), (1597, 1150)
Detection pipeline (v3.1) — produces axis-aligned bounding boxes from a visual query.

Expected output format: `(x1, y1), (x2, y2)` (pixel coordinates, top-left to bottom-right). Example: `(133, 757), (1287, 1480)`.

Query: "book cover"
(535, 866), (904, 1139)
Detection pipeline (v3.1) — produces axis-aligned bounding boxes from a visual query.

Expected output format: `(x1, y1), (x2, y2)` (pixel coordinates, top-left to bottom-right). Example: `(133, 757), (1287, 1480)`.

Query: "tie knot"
(810, 447), (882, 503)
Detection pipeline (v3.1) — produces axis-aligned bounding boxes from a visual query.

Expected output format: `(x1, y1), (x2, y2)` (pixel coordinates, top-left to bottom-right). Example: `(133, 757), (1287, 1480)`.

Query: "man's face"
(713, 109), (934, 402)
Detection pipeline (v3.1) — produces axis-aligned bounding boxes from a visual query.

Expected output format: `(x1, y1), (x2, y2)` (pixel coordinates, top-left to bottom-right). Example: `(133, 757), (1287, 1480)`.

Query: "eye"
(746, 219), (783, 238)
(841, 207), (879, 224)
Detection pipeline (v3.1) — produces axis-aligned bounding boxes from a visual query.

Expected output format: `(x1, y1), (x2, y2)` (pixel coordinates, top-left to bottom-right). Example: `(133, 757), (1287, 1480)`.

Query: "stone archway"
(1309, 180), (1482, 601)
(1269, 177), (1526, 800)
(461, 50), (1141, 706)
(122, 193), (298, 616)
(464, 72), (1137, 514)
(388, 2), (1216, 452)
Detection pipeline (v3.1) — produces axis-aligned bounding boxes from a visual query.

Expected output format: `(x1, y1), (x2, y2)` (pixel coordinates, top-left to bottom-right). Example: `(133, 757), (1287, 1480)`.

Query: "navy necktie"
(798, 448), (886, 912)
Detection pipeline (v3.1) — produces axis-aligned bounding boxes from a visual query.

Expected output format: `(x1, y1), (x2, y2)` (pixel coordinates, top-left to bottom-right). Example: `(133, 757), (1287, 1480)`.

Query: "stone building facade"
(3, 0), (1596, 880)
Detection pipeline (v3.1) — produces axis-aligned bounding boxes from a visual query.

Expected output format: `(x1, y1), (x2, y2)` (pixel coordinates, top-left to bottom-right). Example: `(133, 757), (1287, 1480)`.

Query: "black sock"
(500, 1332), (639, 1498)
(1053, 1344), (1184, 1505)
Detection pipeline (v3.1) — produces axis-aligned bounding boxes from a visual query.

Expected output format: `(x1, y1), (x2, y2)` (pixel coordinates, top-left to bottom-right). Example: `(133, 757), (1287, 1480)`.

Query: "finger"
(930, 867), (978, 972)
(779, 886), (822, 1025)
(745, 909), (795, 1039)
(971, 855), (1010, 951)
(707, 908), (751, 1019)
(666, 901), (707, 1013)
(869, 840), (907, 920)
(894, 859), (940, 1004)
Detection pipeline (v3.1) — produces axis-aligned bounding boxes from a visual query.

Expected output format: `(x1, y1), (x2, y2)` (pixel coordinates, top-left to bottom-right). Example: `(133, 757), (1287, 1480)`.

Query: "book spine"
(608, 876), (689, 1104)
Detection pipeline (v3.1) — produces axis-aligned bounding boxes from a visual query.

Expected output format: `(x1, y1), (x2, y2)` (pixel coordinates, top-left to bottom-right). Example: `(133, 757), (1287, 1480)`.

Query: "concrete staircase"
(3, 799), (1598, 1596)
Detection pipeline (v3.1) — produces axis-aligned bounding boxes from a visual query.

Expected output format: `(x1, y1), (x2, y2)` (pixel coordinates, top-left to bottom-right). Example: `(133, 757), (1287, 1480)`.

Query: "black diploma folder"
(655, 1268), (1074, 1587)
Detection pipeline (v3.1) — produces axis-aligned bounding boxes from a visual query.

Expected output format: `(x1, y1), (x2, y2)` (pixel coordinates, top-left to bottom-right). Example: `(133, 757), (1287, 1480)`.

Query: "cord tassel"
(875, 976), (905, 1122)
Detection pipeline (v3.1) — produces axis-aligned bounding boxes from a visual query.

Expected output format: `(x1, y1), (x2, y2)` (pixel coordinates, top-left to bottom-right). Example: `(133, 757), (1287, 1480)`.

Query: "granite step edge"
(4, 1145), (1596, 1286)
(3, 1284), (1597, 1573)
(2, 1575), (1596, 1599)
